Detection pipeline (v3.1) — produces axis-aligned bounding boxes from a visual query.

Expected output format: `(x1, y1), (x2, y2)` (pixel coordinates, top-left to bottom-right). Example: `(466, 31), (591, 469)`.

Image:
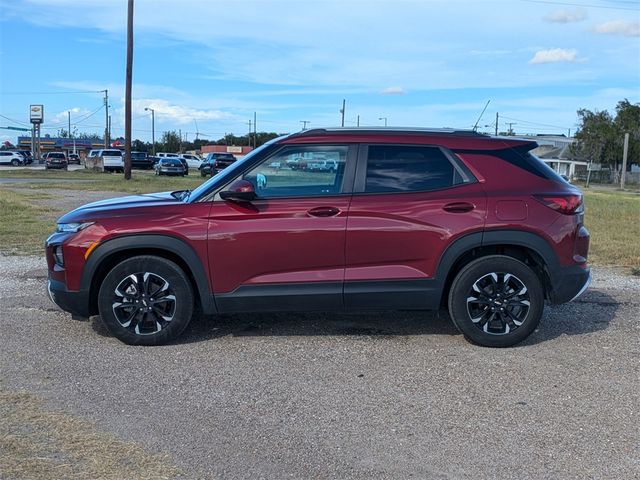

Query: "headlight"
(56, 222), (94, 233)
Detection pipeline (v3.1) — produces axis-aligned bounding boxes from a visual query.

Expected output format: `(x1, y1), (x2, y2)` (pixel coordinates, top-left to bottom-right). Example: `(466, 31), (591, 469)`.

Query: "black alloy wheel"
(448, 255), (544, 347)
(98, 256), (194, 345)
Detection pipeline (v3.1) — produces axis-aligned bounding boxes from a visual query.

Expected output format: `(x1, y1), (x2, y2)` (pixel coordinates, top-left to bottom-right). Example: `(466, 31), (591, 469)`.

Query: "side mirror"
(220, 179), (257, 202)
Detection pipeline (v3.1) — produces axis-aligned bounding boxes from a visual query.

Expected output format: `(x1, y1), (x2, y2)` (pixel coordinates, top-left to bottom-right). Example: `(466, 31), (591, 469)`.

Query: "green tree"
(160, 130), (181, 152)
(572, 99), (640, 169)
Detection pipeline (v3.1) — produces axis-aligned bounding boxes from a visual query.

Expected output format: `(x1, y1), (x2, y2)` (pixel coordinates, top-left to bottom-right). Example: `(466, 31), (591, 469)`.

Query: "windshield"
(131, 152), (146, 159)
(103, 150), (122, 156)
(189, 139), (282, 202)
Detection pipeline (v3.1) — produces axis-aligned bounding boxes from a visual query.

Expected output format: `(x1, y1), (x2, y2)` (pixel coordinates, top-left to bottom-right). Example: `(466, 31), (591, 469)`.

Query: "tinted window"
(102, 150), (122, 157)
(240, 145), (348, 198)
(365, 145), (458, 193)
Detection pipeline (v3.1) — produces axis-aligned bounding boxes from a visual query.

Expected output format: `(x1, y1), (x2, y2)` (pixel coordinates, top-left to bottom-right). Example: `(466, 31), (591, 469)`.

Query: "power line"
(499, 115), (570, 130)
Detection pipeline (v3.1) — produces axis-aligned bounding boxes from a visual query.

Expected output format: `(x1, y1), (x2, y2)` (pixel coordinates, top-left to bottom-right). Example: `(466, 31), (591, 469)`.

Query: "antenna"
(472, 100), (491, 131)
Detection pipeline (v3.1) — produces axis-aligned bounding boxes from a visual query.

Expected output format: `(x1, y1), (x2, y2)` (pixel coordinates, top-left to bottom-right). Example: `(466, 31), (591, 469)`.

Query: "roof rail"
(289, 127), (487, 138)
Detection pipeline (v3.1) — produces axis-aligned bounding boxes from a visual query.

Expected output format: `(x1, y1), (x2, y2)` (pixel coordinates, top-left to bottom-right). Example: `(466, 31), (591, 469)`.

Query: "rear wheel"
(98, 256), (194, 345)
(448, 255), (544, 347)
(11, 159), (20, 166)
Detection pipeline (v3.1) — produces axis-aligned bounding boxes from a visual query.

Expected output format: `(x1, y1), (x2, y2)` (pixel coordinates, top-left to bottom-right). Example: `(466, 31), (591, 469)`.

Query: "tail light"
(534, 194), (583, 214)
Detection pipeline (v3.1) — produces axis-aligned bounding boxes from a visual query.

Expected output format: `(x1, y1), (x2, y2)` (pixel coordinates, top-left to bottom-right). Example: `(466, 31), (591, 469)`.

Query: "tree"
(57, 128), (69, 138)
(572, 99), (640, 170)
(160, 130), (181, 152)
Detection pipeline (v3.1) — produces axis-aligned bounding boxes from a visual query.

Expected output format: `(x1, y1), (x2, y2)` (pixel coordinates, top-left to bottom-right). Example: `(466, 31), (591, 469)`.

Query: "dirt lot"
(1, 188), (639, 479)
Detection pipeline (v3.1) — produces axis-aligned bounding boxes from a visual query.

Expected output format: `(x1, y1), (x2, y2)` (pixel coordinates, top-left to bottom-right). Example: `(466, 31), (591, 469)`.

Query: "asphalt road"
(1, 255), (638, 479)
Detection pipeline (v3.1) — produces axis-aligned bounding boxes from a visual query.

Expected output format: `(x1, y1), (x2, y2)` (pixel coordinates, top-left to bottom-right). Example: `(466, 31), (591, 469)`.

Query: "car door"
(207, 144), (357, 313)
(344, 144), (487, 309)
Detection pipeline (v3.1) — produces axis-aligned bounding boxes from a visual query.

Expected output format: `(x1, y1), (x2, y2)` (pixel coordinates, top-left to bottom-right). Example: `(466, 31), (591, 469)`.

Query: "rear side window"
(365, 145), (463, 193)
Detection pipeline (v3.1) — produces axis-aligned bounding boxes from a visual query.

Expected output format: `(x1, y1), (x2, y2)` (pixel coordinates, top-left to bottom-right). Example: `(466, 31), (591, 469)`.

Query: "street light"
(379, 117), (388, 127)
(144, 107), (155, 155)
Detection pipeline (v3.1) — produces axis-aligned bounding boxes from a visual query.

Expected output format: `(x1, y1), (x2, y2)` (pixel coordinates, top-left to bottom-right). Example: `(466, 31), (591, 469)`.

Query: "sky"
(0, 0), (639, 145)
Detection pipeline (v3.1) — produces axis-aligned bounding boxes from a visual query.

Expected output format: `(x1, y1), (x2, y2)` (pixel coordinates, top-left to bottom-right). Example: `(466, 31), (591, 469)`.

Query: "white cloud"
(593, 20), (640, 37)
(380, 87), (405, 95)
(529, 48), (579, 64)
(543, 9), (587, 23)
(131, 99), (235, 125)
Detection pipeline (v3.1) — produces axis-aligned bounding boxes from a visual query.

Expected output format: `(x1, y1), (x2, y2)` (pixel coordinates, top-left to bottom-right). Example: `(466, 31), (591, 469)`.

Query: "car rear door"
(344, 144), (487, 309)
(207, 144), (357, 312)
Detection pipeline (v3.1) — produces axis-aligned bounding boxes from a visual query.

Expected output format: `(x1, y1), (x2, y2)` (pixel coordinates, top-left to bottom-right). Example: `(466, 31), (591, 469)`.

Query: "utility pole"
(103, 89), (109, 148)
(68, 111), (71, 141)
(506, 122), (516, 135)
(300, 120), (310, 130)
(145, 107), (155, 155)
(253, 111), (257, 149)
(124, 0), (134, 179)
(247, 120), (252, 147)
(495, 112), (499, 136)
(340, 99), (345, 127)
(108, 115), (112, 145)
(179, 128), (182, 152)
(357, 115), (360, 127)
(621, 132), (629, 190)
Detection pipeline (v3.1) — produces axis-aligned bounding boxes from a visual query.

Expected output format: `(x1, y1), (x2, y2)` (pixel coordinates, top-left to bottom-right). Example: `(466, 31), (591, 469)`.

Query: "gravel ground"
(0, 253), (638, 479)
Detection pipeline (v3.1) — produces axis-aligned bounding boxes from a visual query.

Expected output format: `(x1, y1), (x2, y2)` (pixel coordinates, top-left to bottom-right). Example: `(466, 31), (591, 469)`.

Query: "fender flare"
(81, 234), (217, 315)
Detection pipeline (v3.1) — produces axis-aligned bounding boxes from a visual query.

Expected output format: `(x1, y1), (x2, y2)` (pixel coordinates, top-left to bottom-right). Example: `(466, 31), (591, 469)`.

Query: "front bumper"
(549, 265), (592, 304)
(47, 278), (90, 320)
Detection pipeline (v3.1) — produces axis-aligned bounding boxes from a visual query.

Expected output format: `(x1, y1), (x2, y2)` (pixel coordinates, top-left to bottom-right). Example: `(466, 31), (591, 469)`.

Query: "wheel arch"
(436, 230), (560, 307)
(82, 234), (216, 316)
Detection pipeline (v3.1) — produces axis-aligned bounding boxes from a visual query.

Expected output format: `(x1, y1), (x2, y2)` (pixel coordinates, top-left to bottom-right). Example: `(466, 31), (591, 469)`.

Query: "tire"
(448, 255), (544, 347)
(200, 170), (206, 177)
(97, 256), (194, 345)
(11, 159), (20, 166)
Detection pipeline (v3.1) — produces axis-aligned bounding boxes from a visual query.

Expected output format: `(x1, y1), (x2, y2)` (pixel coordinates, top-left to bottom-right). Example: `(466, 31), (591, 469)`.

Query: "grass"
(0, 189), (60, 255)
(0, 168), (204, 193)
(0, 388), (180, 479)
(583, 189), (640, 268)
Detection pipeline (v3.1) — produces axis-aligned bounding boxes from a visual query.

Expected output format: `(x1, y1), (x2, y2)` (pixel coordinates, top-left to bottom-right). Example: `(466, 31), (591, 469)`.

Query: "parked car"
(180, 153), (202, 170)
(68, 153), (81, 165)
(307, 159), (338, 172)
(130, 151), (155, 170)
(154, 157), (185, 176)
(156, 152), (180, 158)
(46, 127), (591, 347)
(44, 151), (68, 170)
(17, 150), (33, 165)
(0, 151), (24, 166)
(95, 149), (124, 173)
(199, 152), (237, 177)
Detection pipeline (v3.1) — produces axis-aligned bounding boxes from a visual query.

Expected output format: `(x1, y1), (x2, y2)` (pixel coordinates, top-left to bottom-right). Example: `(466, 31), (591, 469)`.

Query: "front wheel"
(98, 256), (194, 345)
(448, 255), (544, 347)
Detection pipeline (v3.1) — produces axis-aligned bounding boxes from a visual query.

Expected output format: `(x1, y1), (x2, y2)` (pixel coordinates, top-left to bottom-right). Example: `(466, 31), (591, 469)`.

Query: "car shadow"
(89, 289), (618, 347)
(178, 309), (458, 344)
(521, 289), (618, 346)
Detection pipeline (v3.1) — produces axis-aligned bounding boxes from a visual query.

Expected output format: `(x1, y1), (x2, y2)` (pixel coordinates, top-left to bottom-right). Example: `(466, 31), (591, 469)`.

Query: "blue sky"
(0, 0), (638, 145)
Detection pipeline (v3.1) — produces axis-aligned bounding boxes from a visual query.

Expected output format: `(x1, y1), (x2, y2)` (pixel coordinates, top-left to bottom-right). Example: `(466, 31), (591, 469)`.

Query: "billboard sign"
(30, 105), (44, 124)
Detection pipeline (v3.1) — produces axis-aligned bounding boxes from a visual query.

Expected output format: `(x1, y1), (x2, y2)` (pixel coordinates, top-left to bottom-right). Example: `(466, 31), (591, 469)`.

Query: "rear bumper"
(47, 279), (90, 320)
(549, 265), (591, 304)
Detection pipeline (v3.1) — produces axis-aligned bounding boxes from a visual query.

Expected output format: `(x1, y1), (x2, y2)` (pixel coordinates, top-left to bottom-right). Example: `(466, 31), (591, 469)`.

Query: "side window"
(365, 145), (461, 193)
(240, 145), (348, 198)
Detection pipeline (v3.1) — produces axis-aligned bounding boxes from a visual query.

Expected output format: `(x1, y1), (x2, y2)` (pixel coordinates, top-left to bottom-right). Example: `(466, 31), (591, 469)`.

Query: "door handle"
(443, 202), (475, 213)
(307, 206), (341, 217)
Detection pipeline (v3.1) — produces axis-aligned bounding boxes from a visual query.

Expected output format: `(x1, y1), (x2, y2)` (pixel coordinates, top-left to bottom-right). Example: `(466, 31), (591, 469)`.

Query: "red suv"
(46, 128), (590, 347)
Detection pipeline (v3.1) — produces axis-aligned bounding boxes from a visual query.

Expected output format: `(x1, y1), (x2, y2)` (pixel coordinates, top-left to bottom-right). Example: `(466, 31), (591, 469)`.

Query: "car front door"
(207, 144), (356, 312)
